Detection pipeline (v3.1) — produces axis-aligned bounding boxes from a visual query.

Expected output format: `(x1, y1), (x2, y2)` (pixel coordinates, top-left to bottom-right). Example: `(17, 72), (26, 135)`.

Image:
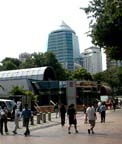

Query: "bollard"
(42, 113), (46, 123)
(37, 113), (40, 124)
(31, 114), (34, 125)
(40, 112), (42, 120)
(48, 112), (51, 121)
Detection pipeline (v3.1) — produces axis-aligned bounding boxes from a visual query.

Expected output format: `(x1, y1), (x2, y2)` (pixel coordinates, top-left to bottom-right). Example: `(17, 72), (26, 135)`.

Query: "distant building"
(47, 21), (81, 71)
(19, 52), (31, 62)
(81, 46), (102, 74)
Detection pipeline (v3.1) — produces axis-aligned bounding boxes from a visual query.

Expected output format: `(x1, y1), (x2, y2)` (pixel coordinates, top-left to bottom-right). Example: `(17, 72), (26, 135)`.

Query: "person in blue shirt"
(21, 104), (31, 136)
(99, 102), (106, 123)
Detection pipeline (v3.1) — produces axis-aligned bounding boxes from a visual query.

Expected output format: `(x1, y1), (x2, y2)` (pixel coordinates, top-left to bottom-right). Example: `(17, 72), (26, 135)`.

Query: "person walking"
(83, 104), (88, 124)
(112, 100), (116, 111)
(99, 102), (106, 123)
(67, 104), (78, 134)
(60, 104), (66, 126)
(21, 104), (31, 136)
(86, 103), (97, 134)
(0, 106), (9, 135)
(13, 105), (20, 134)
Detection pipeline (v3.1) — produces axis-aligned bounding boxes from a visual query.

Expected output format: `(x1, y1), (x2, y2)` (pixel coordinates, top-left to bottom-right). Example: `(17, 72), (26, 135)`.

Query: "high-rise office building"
(47, 21), (81, 71)
(81, 46), (102, 74)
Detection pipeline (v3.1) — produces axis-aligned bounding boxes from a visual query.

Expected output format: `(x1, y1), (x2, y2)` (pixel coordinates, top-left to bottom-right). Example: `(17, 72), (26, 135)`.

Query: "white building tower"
(81, 46), (102, 74)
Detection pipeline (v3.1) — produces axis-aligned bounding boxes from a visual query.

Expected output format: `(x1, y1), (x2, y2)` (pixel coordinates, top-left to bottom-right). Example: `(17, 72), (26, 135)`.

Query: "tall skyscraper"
(47, 21), (81, 71)
(81, 46), (102, 74)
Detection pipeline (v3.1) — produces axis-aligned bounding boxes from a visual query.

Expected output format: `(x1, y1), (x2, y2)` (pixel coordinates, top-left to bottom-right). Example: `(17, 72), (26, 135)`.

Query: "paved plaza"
(0, 108), (122, 144)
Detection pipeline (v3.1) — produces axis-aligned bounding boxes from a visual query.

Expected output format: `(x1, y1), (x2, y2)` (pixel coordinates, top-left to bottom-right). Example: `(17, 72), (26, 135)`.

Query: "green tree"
(10, 86), (38, 103)
(20, 57), (35, 68)
(10, 86), (25, 95)
(20, 51), (67, 80)
(72, 68), (92, 80)
(2, 61), (17, 70)
(64, 69), (73, 80)
(19, 52), (44, 68)
(1, 57), (21, 70)
(44, 52), (67, 80)
(93, 71), (106, 82)
(93, 67), (122, 95)
(82, 0), (122, 60)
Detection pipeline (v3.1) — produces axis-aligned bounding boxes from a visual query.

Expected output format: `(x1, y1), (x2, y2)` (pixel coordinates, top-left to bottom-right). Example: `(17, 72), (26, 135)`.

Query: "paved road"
(0, 109), (122, 144)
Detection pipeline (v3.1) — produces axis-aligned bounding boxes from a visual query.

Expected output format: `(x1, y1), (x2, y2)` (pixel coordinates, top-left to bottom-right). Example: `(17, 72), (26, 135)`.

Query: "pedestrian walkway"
(3, 108), (122, 137)
(1, 108), (122, 144)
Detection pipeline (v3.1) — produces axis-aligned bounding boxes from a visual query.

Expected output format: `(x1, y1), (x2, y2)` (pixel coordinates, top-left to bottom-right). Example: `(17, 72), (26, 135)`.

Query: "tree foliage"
(1, 57), (21, 70)
(2, 57), (21, 67)
(82, 0), (122, 60)
(10, 86), (25, 95)
(93, 66), (122, 95)
(0, 52), (94, 81)
(10, 86), (38, 102)
(72, 68), (92, 80)
(20, 52), (67, 80)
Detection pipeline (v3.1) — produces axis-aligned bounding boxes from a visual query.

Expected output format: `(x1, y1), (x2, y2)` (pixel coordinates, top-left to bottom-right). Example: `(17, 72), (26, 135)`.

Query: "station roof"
(0, 66), (56, 81)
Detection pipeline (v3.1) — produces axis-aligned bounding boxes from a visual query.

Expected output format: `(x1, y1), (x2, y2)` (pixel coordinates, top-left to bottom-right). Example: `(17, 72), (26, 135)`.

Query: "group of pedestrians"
(0, 103), (31, 137)
(0, 101), (109, 136)
(59, 102), (108, 135)
(59, 103), (96, 134)
(59, 103), (78, 134)
(12, 103), (31, 136)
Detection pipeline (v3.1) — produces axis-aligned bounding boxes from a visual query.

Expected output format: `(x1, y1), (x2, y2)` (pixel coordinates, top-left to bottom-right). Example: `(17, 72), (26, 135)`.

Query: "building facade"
(81, 46), (102, 74)
(0, 66), (56, 97)
(47, 21), (81, 71)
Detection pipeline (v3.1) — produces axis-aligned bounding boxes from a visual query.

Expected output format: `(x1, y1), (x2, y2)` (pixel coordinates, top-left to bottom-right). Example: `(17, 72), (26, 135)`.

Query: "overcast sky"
(0, 0), (106, 70)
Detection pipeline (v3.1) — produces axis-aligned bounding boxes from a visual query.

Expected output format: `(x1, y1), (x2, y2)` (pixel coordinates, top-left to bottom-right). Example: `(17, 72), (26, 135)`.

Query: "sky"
(0, 0), (106, 70)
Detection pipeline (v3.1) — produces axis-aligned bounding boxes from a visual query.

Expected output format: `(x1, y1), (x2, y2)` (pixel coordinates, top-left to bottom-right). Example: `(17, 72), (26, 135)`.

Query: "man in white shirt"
(86, 103), (97, 134)
(13, 105), (20, 134)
